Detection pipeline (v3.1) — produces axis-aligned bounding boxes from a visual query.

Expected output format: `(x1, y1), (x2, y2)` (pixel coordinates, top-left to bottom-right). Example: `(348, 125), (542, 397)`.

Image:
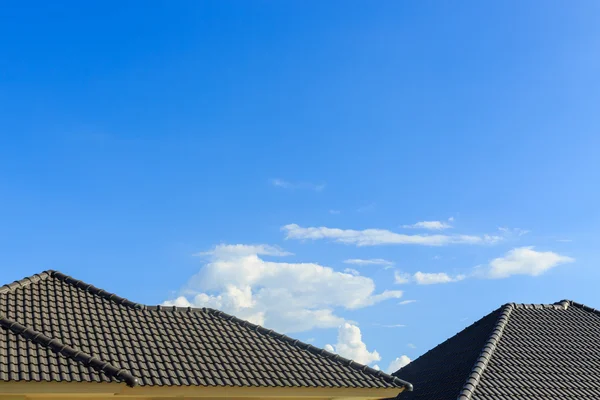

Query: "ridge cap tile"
(456, 303), (514, 400)
(1, 270), (413, 390)
(0, 313), (138, 387)
(199, 307), (413, 390)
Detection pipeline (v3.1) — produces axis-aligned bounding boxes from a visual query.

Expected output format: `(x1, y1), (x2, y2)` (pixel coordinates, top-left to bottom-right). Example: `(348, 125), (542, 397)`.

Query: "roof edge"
(50, 271), (145, 310)
(208, 308), (413, 391)
(0, 271), (54, 294)
(556, 299), (600, 314)
(147, 305), (412, 391)
(0, 314), (138, 387)
(1, 270), (146, 310)
(457, 303), (514, 400)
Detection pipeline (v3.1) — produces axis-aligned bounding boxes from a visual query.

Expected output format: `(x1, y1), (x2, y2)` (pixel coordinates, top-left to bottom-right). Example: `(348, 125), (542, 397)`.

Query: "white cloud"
(394, 271), (412, 284)
(386, 356), (411, 373)
(374, 323), (406, 328)
(196, 244), (292, 258)
(557, 239), (573, 243)
(164, 244), (403, 333)
(485, 246), (574, 279)
(402, 220), (452, 230)
(344, 258), (394, 266)
(282, 224), (502, 247)
(329, 210), (341, 215)
(391, 247), (574, 286)
(343, 268), (360, 276)
(270, 178), (325, 192)
(413, 271), (466, 285)
(498, 227), (530, 236)
(325, 323), (381, 365)
(395, 271), (465, 285)
(398, 300), (417, 305)
(407, 343), (416, 349)
(372, 364), (381, 371)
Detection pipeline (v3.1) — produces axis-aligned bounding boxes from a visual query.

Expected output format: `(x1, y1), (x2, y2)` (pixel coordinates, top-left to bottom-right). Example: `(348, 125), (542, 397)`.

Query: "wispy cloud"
(344, 258), (394, 267)
(395, 271), (465, 285)
(394, 272), (412, 284)
(414, 271), (465, 285)
(329, 209), (341, 215)
(343, 268), (360, 276)
(270, 178), (325, 192)
(282, 224), (502, 247)
(398, 300), (417, 305)
(373, 323), (406, 328)
(195, 244), (292, 258)
(498, 227), (530, 236)
(402, 219), (453, 230)
(557, 239), (573, 243)
(407, 343), (416, 349)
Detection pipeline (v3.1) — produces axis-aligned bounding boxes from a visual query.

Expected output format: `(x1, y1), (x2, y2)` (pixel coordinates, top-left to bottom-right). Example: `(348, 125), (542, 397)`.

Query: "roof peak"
(0, 270), (412, 390)
(458, 299), (596, 399)
(0, 270), (55, 294)
(502, 299), (600, 313)
(0, 270), (145, 310)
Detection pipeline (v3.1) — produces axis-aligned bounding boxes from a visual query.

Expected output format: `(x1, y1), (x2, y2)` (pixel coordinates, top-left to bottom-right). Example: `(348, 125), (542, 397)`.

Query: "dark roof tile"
(393, 300), (600, 399)
(0, 270), (411, 390)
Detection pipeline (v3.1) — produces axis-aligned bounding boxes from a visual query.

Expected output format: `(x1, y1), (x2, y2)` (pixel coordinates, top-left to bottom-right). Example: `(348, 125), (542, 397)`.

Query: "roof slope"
(0, 270), (412, 390)
(393, 300), (600, 400)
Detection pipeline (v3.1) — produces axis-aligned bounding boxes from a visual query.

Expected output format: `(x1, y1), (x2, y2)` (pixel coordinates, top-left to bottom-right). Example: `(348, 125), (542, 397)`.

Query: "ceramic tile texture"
(0, 270), (412, 390)
(392, 300), (600, 399)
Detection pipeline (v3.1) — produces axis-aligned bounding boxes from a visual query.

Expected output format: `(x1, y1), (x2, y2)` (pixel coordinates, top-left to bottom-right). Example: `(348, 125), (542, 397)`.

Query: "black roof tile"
(392, 300), (600, 399)
(0, 270), (412, 390)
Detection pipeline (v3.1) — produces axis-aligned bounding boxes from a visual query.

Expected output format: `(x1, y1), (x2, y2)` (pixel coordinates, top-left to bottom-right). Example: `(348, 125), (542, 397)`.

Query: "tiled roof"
(0, 270), (412, 390)
(392, 300), (600, 400)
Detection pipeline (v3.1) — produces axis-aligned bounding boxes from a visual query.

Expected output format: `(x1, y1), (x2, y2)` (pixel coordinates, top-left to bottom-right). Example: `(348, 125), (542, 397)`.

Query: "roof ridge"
(560, 299), (600, 315)
(392, 305), (503, 380)
(0, 313), (138, 387)
(148, 305), (413, 389)
(457, 303), (514, 400)
(0, 270), (145, 310)
(147, 305), (412, 389)
(50, 271), (145, 310)
(0, 270), (54, 294)
(200, 307), (412, 391)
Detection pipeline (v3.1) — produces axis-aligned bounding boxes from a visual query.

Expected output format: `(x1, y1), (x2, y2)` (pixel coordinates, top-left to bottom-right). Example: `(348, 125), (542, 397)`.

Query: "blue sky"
(1, 1), (600, 373)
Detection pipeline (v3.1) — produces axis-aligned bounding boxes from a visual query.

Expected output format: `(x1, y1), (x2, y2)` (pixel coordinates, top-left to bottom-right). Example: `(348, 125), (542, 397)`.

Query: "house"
(0, 270), (412, 399)
(392, 300), (600, 399)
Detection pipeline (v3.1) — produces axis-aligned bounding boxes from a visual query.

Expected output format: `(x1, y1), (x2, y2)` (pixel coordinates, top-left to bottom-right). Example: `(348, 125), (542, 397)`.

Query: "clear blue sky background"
(1, 1), (600, 372)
